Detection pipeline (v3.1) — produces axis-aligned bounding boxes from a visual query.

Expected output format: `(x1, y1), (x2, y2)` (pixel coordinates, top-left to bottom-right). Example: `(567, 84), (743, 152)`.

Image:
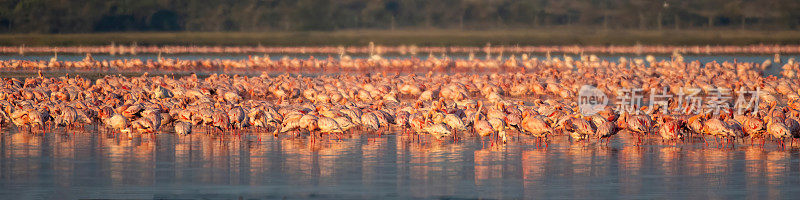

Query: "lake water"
(1, 126), (799, 199)
(0, 53), (797, 79)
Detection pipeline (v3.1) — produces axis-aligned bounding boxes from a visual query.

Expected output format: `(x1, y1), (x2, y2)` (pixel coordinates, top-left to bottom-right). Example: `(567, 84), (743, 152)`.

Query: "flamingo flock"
(0, 52), (799, 148)
(3, 44), (800, 55)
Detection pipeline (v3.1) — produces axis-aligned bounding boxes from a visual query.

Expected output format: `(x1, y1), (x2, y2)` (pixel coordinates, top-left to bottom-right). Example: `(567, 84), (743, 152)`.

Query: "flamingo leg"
(545, 136), (549, 148)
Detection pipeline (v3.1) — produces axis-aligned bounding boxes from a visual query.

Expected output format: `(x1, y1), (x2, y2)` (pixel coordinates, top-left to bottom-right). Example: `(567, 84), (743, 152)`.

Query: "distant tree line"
(0, 0), (799, 33)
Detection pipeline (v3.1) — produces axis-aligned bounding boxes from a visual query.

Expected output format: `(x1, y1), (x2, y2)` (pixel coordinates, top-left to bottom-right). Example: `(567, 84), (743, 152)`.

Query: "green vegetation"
(2, 29), (800, 46)
(1, 0), (799, 33)
(1, 0), (798, 46)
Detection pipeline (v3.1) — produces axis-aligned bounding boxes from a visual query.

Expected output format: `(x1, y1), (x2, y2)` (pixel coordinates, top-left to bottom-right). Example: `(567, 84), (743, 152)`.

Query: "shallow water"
(0, 53), (796, 79)
(1, 126), (799, 199)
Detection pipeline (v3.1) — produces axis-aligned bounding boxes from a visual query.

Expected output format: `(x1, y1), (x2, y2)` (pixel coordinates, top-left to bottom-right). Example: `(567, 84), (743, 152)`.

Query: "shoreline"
(2, 44), (800, 55)
(3, 29), (800, 47)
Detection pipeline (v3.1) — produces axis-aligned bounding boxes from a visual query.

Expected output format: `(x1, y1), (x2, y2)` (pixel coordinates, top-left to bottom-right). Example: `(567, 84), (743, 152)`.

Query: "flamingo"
(594, 120), (618, 143)
(521, 114), (552, 138)
(423, 123), (452, 140)
(473, 101), (494, 138)
(658, 117), (683, 143)
(317, 116), (344, 134)
(767, 117), (791, 147)
(174, 121), (192, 135)
(703, 118), (735, 146)
(360, 112), (381, 131)
(733, 114), (765, 144)
(569, 115), (594, 142)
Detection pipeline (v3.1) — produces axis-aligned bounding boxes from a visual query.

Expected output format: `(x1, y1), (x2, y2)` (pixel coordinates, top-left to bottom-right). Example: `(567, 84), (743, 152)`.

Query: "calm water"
(1, 126), (799, 199)
(0, 53), (796, 79)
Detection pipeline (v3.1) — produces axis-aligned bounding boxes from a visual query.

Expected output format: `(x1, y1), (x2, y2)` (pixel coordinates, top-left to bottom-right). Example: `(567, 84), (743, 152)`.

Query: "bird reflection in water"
(0, 128), (799, 199)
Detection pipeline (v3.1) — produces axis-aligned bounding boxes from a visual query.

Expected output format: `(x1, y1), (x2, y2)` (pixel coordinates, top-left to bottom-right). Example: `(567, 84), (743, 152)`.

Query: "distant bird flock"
(1, 49), (800, 148)
(3, 44), (800, 55)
